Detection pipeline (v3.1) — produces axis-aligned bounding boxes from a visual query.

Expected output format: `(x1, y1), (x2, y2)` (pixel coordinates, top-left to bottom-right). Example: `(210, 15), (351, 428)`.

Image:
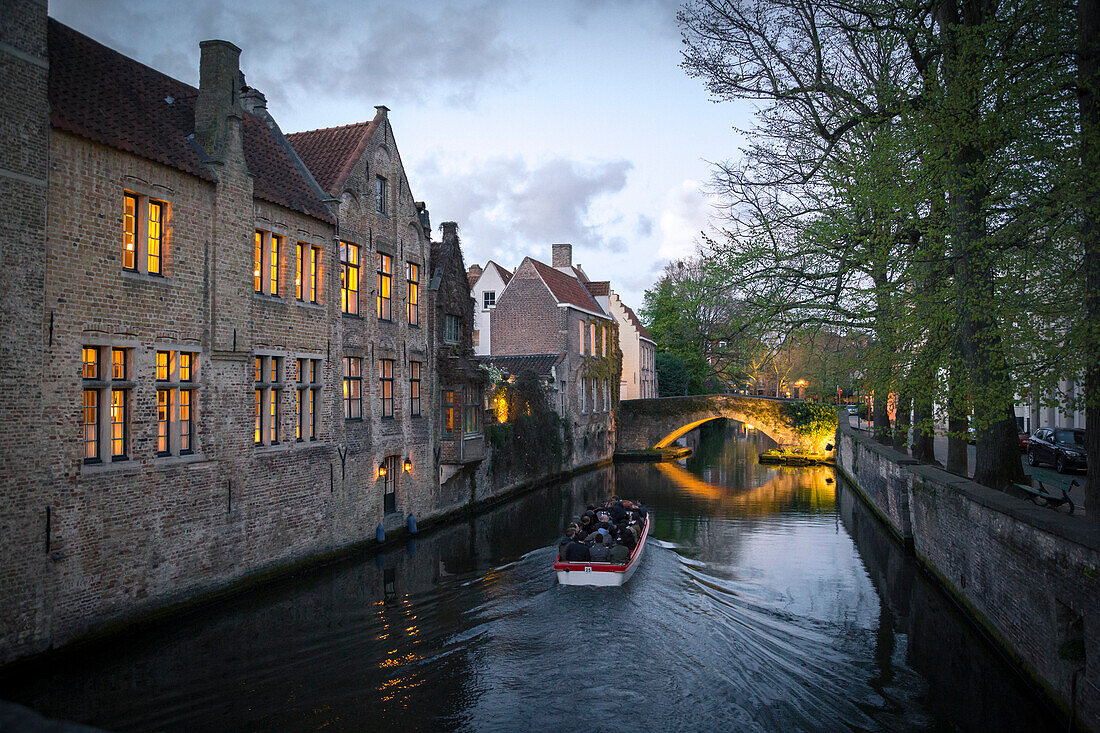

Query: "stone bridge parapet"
(616, 394), (829, 453)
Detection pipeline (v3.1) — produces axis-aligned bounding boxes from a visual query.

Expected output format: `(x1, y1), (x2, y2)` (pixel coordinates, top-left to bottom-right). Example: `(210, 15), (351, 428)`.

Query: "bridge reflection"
(655, 460), (835, 516)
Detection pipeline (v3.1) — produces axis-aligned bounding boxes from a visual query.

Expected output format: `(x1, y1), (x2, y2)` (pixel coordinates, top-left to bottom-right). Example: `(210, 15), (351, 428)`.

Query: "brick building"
(428, 222), (485, 484)
(0, 6), (436, 664)
(489, 243), (619, 466)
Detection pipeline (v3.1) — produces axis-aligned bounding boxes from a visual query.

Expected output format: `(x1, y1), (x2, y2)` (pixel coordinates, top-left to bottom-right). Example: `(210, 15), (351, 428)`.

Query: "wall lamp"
(403, 457), (413, 473)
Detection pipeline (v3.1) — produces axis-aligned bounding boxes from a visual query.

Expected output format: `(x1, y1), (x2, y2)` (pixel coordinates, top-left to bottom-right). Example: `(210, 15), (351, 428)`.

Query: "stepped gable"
(286, 119), (379, 195)
(530, 259), (607, 316)
(620, 301), (653, 341)
(47, 19), (333, 223)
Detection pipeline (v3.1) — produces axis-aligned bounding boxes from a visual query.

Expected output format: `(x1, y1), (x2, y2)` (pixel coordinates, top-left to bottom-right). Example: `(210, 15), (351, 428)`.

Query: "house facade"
(490, 244), (619, 467)
(468, 260), (512, 355)
(606, 291), (659, 400)
(0, 8), (436, 664)
(428, 222), (485, 485)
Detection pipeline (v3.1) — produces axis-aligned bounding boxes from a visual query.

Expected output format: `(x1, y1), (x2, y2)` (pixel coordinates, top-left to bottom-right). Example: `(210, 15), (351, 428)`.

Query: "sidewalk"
(846, 415), (1088, 514)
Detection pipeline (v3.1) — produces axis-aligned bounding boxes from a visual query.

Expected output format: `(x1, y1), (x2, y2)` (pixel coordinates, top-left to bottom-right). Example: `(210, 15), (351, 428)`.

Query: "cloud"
(657, 179), (710, 260)
(50, 0), (523, 110)
(418, 154), (633, 262)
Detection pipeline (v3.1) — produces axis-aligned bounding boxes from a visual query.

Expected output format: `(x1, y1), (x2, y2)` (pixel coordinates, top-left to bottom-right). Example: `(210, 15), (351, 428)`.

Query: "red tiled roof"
(47, 19), (333, 223)
(620, 302), (654, 342)
(585, 280), (609, 297)
(488, 261), (513, 285)
(530, 259), (608, 317)
(286, 119), (378, 195)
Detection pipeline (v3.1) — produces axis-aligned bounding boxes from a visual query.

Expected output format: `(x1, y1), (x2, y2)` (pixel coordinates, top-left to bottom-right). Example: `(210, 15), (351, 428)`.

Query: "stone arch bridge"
(616, 395), (832, 454)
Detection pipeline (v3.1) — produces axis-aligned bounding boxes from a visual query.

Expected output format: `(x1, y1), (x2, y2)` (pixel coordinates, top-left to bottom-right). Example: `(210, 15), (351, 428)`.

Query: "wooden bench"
(1009, 480), (1077, 514)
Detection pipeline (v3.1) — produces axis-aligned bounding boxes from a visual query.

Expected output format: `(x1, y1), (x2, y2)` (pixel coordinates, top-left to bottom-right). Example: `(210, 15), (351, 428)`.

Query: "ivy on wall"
(484, 370), (567, 477)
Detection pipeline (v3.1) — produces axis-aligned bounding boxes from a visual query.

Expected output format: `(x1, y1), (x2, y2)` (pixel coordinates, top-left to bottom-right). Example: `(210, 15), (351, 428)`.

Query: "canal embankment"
(835, 420), (1100, 730)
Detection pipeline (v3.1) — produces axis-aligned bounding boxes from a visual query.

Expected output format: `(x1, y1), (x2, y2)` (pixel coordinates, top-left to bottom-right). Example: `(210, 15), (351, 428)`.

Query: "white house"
(467, 261), (513, 355)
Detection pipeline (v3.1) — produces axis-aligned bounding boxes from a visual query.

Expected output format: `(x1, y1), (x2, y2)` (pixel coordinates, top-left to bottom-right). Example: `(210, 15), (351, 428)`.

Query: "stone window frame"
(579, 376), (587, 414)
(339, 240), (360, 316)
(154, 347), (200, 457)
(122, 189), (169, 277)
(443, 314), (461, 345)
(253, 229), (284, 298)
(375, 175), (388, 216)
(254, 353), (285, 447)
(81, 341), (137, 468)
(579, 320), (585, 355)
(295, 355), (323, 442)
(294, 242), (322, 304)
(409, 360), (422, 417)
(379, 358), (395, 419)
(377, 252), (393, 321)
(381, 455), (398, 514)
(406, 261), (420, 326)
(343, 356), (362, 420)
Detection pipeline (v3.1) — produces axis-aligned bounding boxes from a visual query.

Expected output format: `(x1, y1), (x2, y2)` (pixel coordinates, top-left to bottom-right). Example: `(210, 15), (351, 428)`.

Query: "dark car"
(1027, 427), (1087, 473)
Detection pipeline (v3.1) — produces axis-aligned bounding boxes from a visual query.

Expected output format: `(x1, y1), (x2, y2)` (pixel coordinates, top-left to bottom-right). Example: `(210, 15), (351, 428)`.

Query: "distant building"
(428, 223), (485, 483)
(489, 244), (619, 465)
(605, 291), (658, 400)
(468, 261), (513, 355)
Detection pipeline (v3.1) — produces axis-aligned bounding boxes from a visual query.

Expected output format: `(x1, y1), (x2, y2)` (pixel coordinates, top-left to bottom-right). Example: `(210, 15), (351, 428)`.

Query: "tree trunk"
(893, 389), (911, 452)
(1080, 0), (1100, 520)
(947, 360), (969, 475)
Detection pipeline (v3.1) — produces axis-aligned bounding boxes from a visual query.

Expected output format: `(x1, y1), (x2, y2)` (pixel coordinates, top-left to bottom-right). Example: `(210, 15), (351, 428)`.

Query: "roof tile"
(530, 259), (607, 316)
(286, 120), (378, 196)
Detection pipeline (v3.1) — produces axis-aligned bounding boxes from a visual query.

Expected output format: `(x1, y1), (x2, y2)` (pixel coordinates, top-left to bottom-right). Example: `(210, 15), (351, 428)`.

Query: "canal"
(0, 420), (1059, 732)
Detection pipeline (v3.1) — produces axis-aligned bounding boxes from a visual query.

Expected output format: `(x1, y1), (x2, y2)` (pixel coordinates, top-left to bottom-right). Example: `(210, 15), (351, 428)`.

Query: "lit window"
(483, 291), (495, 309)
(382, 455), (397, 513)
(442, 390), (455, 439)
(110, 389), (127, 459)
(406, 262), (420, 326)
(112, 348), (127, 380)
(83, 389), (98, 461)
(340, 241), (359, 315)
(154, 349), (198, 456)
(343, 357), (361, 420)
(122, 192), (168, 275)
(377, 253), (392, 320)
(409, 361), (421, 417)
(579, 321), (585, 355)
(444, 314), (460, 344)
(254, 354), (282, 446)
(253, 230), (282, 296)
(309, 245), (320, 303)
(156, 350), (170, 381)
(379, 358), (394, 418)
(297, 243), (321, 304)
(590, 323), (596, 356)
(157, 389), (171, 455)
(180, 389), (192, 453)
(82, 347), (99, 380)
(296, 243), (305, 300)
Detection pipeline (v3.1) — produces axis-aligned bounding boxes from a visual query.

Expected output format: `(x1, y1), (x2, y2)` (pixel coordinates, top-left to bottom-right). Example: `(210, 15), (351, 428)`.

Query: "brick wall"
(836, 422), (1100, 729)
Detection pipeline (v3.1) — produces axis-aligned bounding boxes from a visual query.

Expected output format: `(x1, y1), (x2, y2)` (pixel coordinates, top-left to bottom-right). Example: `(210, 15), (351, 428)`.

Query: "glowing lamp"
(403, 457), (413, 473)
(377, 462), (387, 478)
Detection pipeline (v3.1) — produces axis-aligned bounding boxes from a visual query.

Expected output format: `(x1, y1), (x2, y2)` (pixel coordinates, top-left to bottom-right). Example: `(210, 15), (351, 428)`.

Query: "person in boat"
(589, 531), (612, 561)
(563, 533), (591, 562)
(609, 535), (631, 564)
(558, 527), (577, 560)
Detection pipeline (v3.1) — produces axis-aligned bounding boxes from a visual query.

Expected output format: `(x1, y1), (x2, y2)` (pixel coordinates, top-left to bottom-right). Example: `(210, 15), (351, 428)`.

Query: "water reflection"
(0, 420), (1058, 731)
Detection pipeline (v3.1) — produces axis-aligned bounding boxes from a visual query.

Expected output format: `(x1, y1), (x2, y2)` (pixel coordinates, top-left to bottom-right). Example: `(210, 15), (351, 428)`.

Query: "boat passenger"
(563, 536), (591, 562)
(558, 527), (577, 560)
(589, 533), (611, 561)
(609, 538), (630, 564)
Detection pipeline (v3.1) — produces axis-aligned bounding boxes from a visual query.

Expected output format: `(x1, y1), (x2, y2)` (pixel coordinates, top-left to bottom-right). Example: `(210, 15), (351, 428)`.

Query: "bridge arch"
(616, 395), (832, 454)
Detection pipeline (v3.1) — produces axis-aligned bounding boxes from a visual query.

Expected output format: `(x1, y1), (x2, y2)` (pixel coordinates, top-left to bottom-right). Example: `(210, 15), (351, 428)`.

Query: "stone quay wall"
(835, 421), (1100, 730)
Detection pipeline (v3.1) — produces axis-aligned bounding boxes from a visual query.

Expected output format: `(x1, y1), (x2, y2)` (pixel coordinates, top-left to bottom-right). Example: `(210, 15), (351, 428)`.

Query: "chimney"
(195, 39), (242, 160)
(375, 105), (390, 118)
(239, 73), (267, 115)
(552, 243), (572, 268)
(467, 264), (483, 279)
(441, 221), (458, 242)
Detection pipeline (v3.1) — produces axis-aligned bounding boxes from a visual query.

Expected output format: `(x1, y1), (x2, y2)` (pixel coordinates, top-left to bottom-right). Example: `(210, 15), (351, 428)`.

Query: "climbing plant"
(781, 402), (838, 445)
(485, 370), (567, 477)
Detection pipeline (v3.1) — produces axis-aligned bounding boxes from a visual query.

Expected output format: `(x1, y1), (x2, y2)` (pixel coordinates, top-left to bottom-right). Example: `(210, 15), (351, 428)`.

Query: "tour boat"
(554, 512), (650, 586)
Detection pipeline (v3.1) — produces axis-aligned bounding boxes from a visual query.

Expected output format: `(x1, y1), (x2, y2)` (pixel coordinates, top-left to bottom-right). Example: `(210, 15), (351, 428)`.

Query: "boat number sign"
(584, 566), (592, 573)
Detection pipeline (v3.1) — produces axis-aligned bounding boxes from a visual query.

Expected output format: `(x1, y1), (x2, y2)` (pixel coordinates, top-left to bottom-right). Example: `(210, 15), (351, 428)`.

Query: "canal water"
(0, 421), (1059, 732)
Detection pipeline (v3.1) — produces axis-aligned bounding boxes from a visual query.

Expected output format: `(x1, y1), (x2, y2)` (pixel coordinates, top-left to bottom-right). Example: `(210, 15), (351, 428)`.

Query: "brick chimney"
(441, 221), (458, 242)
(552, 243), (572, 268)
(467, 263), (483, 280)
(195, 39), (242, 160)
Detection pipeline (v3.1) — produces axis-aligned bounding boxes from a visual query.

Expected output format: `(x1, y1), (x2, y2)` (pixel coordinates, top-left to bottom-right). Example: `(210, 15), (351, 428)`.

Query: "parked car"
(846, 405), (858, 416)
(1027, 427), (1087, 473)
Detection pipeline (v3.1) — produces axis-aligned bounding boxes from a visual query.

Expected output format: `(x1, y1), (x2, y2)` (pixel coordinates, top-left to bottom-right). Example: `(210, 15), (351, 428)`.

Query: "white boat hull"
(554, 513), (650, 586)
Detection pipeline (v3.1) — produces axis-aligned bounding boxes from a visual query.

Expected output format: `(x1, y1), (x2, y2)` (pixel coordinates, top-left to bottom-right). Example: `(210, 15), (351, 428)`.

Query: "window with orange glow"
(340, 242), (359, 315)
(377, 253), (392, 320)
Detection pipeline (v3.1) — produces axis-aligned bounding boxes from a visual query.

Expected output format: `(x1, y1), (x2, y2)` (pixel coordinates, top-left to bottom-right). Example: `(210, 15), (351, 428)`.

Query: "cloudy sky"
(52, 0), (752, 309)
